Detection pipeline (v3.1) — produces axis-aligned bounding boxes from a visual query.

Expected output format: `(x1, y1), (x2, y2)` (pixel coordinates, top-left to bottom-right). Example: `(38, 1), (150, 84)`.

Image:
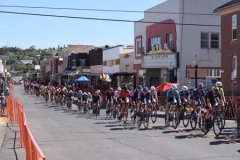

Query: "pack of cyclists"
(23, 80), (233, 135)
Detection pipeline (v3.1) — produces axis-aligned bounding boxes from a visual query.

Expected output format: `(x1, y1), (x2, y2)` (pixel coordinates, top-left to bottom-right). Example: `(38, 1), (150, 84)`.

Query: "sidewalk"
(0, 115), (25, 160)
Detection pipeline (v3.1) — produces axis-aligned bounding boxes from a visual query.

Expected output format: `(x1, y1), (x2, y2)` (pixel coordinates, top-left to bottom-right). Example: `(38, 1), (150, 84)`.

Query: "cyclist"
(193, 83), (206, 106)
(118, 85), (131, 120)
(87, 92), (93, 109)
(82, 92), (88, 112)
(92, 90), (101, 115)
(205, 86), (224, 120)
(106, 88), (114, 114)
(150, 86), (158, 104)
(165, 84), (181, 126)
(215, 81), (226, 105)
(77, 90), (83, 111)
(179, 85), (191, 104)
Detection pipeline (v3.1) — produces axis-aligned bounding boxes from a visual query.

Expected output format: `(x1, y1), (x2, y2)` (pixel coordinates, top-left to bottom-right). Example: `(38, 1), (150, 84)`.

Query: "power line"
(0, 10), (220, 27)
(0, 4), (217, 16)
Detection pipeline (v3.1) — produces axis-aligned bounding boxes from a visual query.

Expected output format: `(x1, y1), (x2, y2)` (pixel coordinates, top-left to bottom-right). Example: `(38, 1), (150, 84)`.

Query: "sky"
(0, 0), (166, 49)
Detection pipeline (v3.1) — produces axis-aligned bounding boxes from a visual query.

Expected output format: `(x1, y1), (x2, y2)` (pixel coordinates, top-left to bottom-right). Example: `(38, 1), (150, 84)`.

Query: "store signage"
(142, 53), (176, 68)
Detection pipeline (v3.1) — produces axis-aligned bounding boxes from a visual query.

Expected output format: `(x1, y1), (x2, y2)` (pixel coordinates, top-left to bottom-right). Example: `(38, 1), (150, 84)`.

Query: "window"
(232, 14), (237, 40)
(210, 33), (219, 48)
(232, 55), (237, 79)
(166, 33), (173, 49)
(201, 32), (209, 48)
(135, 37), (142, 56)
(201, 32), (219, 49)
(207, 69), (221, 77)
(149, 36), (161, 51)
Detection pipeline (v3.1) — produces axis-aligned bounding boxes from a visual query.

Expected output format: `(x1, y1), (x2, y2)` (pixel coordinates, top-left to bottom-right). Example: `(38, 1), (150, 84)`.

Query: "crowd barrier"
(6, 84), (46, 160)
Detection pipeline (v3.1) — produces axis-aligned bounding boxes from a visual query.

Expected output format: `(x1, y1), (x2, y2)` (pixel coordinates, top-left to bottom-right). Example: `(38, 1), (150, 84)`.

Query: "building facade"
(215, 0), (240, 95)
(134, 0), (230, 88)
(103, 45), (135, 88)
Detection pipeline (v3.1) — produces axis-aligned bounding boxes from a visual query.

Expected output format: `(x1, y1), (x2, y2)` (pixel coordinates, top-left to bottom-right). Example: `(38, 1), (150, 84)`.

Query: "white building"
(103, 45), (135, 88)
(134, 0), (231, 88)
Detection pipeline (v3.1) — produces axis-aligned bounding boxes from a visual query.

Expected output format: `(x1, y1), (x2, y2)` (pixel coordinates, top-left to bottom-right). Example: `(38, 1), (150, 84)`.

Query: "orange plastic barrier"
(6, 92), (46, 160)
(225, 96), (239, 120)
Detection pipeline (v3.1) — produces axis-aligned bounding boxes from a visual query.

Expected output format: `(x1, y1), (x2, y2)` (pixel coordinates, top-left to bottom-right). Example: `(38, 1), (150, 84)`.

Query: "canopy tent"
(74, 75), (90, 82)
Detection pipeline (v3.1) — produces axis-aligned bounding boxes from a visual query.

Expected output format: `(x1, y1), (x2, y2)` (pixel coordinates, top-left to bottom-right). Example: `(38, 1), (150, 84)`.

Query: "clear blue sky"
(0, 0), (166, 49)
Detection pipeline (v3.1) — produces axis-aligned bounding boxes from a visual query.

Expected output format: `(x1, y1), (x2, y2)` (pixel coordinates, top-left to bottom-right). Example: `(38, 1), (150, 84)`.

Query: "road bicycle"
(149, 100), (158, 124)
(92, 102), (100, 117)
(136, 103), (150, 129)
(201, 102), (224, 137)
(165, 102), (180, 129)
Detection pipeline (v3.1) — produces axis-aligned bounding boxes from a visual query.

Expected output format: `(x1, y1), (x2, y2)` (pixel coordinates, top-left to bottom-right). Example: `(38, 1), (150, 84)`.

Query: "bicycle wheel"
(151, 109), (157, 123)
(123, 112), (128, 124)
(182, 110), (190, 127)
(213, 114), (223, 137)
(130, 111), (136, 125)
(143, 114), (150, 129)
(201, 115), (210, 135)
(137, 120), (141, 129)
(172, 111), (180, 129)
(190, 112), (197, 130)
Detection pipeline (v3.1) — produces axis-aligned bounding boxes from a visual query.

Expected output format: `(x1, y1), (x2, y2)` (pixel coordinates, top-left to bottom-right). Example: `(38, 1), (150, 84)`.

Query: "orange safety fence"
(225, 96), (239, 120)
(6, 87), (46, 160)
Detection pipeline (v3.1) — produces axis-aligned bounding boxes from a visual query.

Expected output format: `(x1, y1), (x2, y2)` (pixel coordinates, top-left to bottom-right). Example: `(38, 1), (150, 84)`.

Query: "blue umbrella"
(74, 76), (90, 82)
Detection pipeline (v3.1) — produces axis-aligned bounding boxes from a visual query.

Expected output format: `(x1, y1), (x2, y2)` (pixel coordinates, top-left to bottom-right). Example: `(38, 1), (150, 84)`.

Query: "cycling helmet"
(137, 85), (142, 90)
(171, 84), (177, 90)
(198, 83), (204, 89)
(182, 85), (188, 91)
(150, 86), (156, 91)
(122, 85), (128, 90)
(215, 81), (223, 87)
(143, 87), (149, 92)
(212, 86), (219, 94)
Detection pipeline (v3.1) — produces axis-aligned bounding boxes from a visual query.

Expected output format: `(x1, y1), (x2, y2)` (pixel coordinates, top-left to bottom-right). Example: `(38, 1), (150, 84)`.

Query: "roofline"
(215, 2), (240, 15)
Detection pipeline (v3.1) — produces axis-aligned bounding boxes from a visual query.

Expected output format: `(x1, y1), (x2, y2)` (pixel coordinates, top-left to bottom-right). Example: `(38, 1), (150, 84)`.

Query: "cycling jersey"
(193, 88), (206, 105)
(119, 90), (131, 99)
(179, 90), (190, 102)
(219, 87), (225, 97)
(107, 91), (114, 102)
(92, 95), (101, 103)
(166, 89), (181, 104)
(82, 94), (88, 101)
(205, 90), (222, 106)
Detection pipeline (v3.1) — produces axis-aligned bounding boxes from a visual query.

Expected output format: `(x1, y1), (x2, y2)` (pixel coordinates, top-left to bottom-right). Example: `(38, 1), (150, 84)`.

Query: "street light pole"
(192, 55), (199, 89)
(195, 65), (198, 89)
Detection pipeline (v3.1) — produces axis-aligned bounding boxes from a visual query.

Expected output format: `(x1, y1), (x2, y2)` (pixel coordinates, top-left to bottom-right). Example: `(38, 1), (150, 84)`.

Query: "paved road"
(13, 85), (240, 160)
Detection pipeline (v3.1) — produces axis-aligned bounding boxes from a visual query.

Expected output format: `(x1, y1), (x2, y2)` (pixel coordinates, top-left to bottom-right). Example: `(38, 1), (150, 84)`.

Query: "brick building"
(215, 0), (240, 95)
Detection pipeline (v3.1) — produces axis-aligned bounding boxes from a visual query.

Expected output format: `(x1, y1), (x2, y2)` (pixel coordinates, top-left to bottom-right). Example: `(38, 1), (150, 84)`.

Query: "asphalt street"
(13, 85), (240, 160)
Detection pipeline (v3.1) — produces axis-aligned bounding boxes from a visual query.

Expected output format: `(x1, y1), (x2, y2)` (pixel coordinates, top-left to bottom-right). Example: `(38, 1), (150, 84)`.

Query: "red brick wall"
(146, 19), (177, 52)
(221, 12), (240, 96)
